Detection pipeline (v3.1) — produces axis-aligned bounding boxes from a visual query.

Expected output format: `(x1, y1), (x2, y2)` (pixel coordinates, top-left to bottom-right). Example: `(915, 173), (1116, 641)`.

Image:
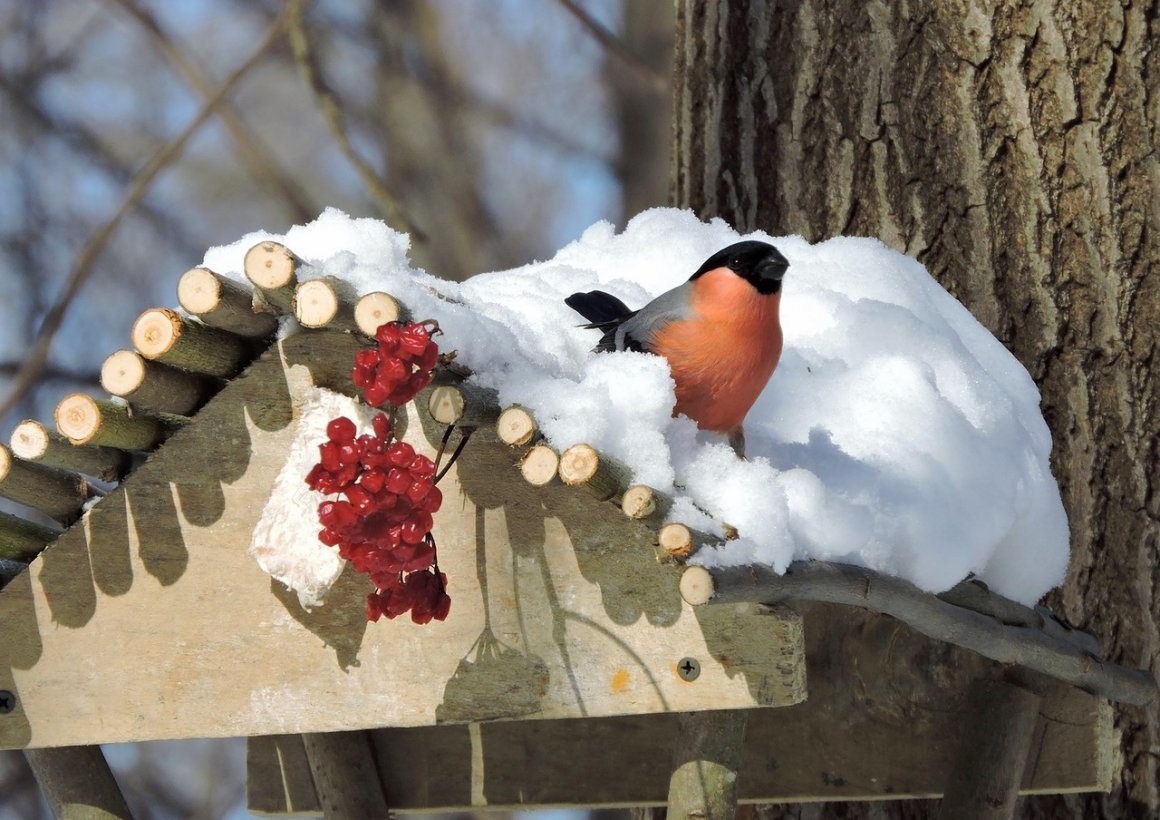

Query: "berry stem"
(435, 426), (475, 484)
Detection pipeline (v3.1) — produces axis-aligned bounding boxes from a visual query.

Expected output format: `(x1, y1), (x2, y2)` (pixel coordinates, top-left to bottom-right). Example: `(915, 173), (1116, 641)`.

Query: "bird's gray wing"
(614, 283), (693, 353)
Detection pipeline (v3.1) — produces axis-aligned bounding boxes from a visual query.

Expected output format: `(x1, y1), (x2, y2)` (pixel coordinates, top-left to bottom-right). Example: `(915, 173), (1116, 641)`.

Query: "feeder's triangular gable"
(0, 330), (805, 751)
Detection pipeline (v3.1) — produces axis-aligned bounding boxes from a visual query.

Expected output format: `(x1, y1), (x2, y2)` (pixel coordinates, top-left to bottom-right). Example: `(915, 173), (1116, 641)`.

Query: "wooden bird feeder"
(0, 242), (1153, 820)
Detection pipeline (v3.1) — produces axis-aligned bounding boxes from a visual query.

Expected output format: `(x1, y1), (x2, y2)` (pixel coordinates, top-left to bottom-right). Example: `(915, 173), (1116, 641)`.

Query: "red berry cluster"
(353, 321), (440, 407)
(306, 413), (449, 624)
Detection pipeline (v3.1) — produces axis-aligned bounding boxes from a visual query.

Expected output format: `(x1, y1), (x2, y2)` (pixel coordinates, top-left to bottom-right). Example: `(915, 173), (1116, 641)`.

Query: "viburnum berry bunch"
(306, 320), (451, 624)
(353, 320), (440, 407)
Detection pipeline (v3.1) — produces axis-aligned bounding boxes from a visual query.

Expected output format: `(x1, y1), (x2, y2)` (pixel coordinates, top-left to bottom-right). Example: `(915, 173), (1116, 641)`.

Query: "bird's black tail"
(565, 290), (638, 352)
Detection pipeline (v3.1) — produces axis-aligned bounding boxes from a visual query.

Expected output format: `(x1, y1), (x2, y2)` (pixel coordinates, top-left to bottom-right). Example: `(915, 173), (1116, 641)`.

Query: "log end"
(55, 393), (101, 445)
(622, 484), (658, 519)
(497, 405), (537, 447)
(559, 443), (600, 486)
(10, 420), (50, 461)
(100, 350), (147, 397)
(177, 267), (224, 314)
(131, 308), (181, 360)
(660, 522), (694, 559)
(244, 241), (297, 290)
(519, 444), (559, 487)
(295, 280), (340, 329)
(428, 385), (466, 426)
(354, 292), (403, 336)
(679, 565), (715, 606)
(0, 444), (11, 481)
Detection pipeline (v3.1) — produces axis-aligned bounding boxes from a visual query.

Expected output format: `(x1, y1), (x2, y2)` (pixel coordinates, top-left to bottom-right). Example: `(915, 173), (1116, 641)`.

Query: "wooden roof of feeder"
(0, 241), (1154, 819)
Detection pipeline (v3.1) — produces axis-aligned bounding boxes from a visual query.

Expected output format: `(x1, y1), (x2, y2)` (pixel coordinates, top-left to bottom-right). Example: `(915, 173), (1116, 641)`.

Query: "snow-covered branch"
(679, 561), (1158, 706)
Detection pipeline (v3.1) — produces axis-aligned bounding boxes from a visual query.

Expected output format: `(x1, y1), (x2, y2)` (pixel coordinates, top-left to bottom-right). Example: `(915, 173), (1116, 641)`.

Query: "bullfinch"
(566, 240), (789, 456)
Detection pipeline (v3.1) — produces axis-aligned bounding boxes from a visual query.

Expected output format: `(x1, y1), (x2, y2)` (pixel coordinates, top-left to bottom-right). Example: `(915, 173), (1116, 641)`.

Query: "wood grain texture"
(0, 331), (803, 751)
(248, 603), (1115, 813)
(673, 2), (1158, 814)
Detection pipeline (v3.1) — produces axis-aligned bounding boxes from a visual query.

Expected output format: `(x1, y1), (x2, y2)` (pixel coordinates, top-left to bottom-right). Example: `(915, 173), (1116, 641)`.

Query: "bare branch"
(683, 560), (1159, 706)
(0, 12), (286, 422)
(105, 0), (318, 224)
(555, 0), (668, 93)
(0, 72), (205, 259)
(283, 0), (423, 240)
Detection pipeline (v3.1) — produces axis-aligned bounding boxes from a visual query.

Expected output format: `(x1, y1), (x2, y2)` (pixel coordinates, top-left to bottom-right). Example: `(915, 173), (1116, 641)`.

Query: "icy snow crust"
(208, 207), (1070, 606)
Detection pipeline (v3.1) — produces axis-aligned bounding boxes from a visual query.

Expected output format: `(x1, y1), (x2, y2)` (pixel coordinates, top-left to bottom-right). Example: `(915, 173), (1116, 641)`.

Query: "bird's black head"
(689, 239), (789, 295)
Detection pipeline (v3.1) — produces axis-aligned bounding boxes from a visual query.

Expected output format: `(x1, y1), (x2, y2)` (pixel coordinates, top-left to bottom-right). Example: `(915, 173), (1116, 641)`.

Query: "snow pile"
(250, 388), (377, 607)
(211, 207), (1069, 606)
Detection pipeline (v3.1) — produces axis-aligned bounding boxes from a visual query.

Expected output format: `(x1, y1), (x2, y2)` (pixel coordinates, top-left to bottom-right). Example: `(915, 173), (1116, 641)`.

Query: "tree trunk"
(672, 1), (1158, 818)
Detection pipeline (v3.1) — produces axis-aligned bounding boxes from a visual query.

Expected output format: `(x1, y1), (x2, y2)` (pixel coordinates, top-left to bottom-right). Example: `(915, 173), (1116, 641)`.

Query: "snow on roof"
(206, 207), (1069, 606)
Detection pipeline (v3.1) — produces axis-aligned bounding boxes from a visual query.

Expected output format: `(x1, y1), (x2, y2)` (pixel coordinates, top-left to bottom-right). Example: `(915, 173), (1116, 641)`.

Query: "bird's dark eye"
(730, 256), (741, 268)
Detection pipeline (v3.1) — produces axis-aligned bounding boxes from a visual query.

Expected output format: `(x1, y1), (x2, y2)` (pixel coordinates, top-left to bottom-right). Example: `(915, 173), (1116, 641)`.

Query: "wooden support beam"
(667, 710), (747, 820)
(10, 420), (128, 483)
(177, 266), (279, 338)
(294, 278), (358, 331)
(54, 394), (170, 452)
(0, 511), (60, 562)
(496, 405), (539, 447)
(244, 240), (301, 313)
(938, 679), (1042, 820)
(24, 745), (134, 820)
(301, 731), (390, 820)
(132, 308), (253, 378)
(101, 350), (213, 417)
(249, 603), (1113, 814)
(0, 445), (88, 525)
(354, 291), (407, 337)
(559, 443), (630, 501)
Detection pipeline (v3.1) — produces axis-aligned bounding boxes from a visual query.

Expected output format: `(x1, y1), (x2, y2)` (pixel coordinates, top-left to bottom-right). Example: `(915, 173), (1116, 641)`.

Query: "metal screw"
(0, 691), (14, 714)
(677, 657), (700, 681)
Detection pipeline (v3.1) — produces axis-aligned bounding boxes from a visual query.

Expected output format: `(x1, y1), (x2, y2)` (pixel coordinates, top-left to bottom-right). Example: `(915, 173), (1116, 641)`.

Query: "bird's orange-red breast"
(650, 266), (782, 433)
(565, 240), (788, 447)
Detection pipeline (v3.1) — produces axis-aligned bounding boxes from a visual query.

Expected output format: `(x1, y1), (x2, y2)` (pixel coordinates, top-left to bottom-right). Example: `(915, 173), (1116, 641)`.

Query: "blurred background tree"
(0, 1), (672, 816)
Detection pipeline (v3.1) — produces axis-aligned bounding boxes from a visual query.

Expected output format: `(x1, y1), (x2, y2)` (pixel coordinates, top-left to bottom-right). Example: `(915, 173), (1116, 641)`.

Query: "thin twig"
(106, 0), (317, 223)
(284, 0), (423, 240)
(432, 423), (456, 476)
(690, 560), (1159, 706)
(0, 13), (286, 423)
(555, 0), (668, 92)
(435, 426), (475, 484)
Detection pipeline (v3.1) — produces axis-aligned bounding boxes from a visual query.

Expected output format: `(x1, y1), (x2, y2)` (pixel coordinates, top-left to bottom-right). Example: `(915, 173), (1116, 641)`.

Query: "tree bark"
(672, 1), (1159, 817)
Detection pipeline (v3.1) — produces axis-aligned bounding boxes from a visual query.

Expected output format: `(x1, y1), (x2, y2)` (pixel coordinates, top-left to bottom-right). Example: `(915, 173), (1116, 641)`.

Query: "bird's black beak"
(757, 249), (789, 285)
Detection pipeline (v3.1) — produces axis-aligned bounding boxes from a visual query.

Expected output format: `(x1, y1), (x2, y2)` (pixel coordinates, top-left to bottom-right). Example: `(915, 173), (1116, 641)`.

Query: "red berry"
(385, 468), (411, 495)
(372, 413), (392, 440)
(387, 441), (415, 467)
(410, 455), (436, 479)
(417, 344), (439, 371)
(400, 516), (429, 544)
(364, 382), (389, 407)
(327, 416), (357, 444)
(422, 485), (443, 513)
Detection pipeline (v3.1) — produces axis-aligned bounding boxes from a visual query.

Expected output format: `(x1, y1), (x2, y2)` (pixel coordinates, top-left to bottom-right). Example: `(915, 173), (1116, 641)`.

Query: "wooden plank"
(0, 331), (804, 751)
(248, 603), (1114, 812)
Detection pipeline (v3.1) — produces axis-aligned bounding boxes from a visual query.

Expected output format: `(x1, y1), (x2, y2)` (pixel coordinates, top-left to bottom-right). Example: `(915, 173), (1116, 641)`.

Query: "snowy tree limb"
(680, 561), (1158, 706)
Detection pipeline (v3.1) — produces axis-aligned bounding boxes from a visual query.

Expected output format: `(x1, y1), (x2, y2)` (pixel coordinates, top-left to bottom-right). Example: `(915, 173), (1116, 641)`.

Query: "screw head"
(677, 657), (701, 681)
(0, 691), (14, 714)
